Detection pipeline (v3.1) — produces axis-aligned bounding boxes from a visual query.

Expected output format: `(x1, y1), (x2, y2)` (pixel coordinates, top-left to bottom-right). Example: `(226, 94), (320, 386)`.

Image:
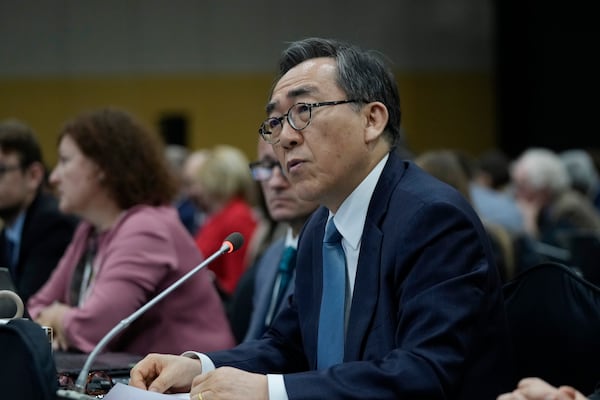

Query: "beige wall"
(0, 71), (494, 166)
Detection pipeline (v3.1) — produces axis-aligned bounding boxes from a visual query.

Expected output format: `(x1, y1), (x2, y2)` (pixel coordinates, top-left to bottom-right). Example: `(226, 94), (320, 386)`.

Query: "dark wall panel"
(496, 1), (600, 158)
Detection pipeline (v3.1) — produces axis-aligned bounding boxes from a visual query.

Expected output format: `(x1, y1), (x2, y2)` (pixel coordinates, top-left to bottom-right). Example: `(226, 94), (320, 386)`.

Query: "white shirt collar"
(284, 226), (299, 249)
(329, 153), (389, 249)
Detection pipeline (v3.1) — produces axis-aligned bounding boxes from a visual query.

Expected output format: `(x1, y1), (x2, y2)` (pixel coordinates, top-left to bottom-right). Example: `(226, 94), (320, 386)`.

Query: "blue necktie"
(265, 246), (297, 327)
(274, 246), (296, 310)
(317, 219), (346, 369)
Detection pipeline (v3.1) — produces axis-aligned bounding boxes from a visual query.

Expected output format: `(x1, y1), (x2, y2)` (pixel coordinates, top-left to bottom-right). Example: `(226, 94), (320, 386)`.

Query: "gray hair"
(273, 37), (401, 147)
(512, 148), (571, 194)
(560, 149), (599, 197)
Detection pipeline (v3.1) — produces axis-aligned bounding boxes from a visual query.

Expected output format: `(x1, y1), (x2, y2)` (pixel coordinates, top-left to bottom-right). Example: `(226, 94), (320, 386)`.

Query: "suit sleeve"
(209, 199), (508, 399)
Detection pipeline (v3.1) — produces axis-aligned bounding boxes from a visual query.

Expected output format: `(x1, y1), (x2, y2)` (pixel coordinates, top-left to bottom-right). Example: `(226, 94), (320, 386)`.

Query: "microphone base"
(56, 389), (98, 399)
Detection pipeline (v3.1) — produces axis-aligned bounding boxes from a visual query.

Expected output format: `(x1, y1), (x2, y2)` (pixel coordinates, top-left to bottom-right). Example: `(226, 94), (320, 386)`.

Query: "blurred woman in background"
(27, 108), (234, 355)
(189, 145), (258, 304)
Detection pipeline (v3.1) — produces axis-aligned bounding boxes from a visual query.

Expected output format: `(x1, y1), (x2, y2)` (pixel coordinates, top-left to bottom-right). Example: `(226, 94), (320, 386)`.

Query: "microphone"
(57, 232), (244, 398)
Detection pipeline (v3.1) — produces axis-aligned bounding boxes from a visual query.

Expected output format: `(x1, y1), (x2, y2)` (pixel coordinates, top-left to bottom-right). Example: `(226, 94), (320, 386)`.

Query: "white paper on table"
(103, 383), (189, 399)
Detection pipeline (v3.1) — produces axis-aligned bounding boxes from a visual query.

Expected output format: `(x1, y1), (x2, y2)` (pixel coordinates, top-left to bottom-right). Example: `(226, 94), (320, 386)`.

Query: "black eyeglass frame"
(258, 99), (366, 144)
(249, 159), (282, 181)
(0, 164), (22, 176)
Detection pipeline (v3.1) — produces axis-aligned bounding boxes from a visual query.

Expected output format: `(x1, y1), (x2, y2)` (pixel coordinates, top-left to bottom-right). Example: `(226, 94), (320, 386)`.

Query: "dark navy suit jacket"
(207, 153), (515, 399)
(0, 191), (77, 307)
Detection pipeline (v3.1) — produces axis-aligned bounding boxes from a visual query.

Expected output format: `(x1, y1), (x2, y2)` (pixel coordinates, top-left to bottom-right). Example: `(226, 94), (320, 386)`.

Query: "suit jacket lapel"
(299, 209), (328, 368)
(345, 154), (405, 361)
(344, 218), (383, 361)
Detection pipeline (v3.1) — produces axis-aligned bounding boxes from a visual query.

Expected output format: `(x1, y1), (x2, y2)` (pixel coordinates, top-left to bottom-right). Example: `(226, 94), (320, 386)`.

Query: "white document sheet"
(103, 383), (189, 399)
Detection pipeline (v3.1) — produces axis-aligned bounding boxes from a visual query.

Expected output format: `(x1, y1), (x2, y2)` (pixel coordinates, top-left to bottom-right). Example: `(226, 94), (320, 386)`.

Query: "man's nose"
(277, 122), (303, 148)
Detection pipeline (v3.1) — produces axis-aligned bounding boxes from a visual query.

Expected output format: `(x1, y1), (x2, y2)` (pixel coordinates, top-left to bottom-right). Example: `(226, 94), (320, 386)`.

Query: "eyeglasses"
(0, 164), (21, 176)
(249, 159), (282, 181)
(258, 99), (363, 144)
(58, 371), (114, 397)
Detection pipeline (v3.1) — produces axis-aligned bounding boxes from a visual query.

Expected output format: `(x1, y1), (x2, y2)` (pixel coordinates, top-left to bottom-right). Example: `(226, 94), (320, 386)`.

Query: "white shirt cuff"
(181, 351), (215, 373)
(267, 374), (289, 400)
(181, 352), (287, 400)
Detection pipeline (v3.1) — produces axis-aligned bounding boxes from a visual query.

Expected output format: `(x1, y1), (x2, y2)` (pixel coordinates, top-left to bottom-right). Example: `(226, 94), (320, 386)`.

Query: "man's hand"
(190, 366), (268, 400)
(497, 377), (585, 400)
(129, 353), (203, 394)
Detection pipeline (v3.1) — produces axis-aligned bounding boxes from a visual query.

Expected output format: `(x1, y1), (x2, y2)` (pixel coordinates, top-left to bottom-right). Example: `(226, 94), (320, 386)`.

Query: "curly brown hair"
(58, 107), (177, 209)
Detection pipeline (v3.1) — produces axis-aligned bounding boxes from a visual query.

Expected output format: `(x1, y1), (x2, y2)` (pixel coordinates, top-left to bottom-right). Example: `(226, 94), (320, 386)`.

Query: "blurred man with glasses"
(131, 37), (514, 400)
(0, 120), (77, 312)
(234, 138), (318, 342)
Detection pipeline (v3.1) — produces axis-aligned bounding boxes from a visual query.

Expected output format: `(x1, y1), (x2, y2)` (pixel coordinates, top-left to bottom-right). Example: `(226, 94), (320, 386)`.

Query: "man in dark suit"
(0, 120), (77, 308)
(130, 37), (515, 399)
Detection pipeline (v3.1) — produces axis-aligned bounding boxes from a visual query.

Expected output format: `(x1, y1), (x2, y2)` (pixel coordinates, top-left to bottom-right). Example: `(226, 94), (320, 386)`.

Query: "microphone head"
(223, 232), (244, 253)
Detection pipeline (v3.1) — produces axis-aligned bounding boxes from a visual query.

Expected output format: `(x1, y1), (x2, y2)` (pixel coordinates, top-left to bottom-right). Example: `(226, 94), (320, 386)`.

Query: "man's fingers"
(129, 354), (162, 390)
(147, 375), (172, 393)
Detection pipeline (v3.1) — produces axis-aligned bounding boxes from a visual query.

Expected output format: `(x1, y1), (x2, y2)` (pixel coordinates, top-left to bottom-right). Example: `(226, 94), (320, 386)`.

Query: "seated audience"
(458, 149), (524, 232)
(0, 119), (77, 308)
(190, 145), (259, 302)
(27, 108), (234, 355)
(511, 148), (600, 247)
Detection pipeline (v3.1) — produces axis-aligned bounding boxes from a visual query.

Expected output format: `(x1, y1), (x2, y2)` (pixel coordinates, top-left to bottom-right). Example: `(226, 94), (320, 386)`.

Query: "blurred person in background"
(0, 119), (77, 311)
(179, 149), (210, 233)
(226, 177), (284, 343)
(27, 108), (234, 355)
(510, 148), (600, 282)
(474, 148), (514, 192)
(456, 149), (524, 233)
(189, 145), (259, 304)
(560, 149), (600, 214)
(234, 138), (319, 342)
(511, 148), (600, 246)
(164, 144), (201, 236)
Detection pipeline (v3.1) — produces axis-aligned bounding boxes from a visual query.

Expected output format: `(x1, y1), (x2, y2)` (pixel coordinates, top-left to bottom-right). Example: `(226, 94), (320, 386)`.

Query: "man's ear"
(24, 161), (46, 189)
(363, 101), (389, 143)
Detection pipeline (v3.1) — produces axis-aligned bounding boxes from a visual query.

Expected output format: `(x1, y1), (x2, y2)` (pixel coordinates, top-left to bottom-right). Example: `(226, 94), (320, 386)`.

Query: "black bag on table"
(0, 318), (57, 400)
